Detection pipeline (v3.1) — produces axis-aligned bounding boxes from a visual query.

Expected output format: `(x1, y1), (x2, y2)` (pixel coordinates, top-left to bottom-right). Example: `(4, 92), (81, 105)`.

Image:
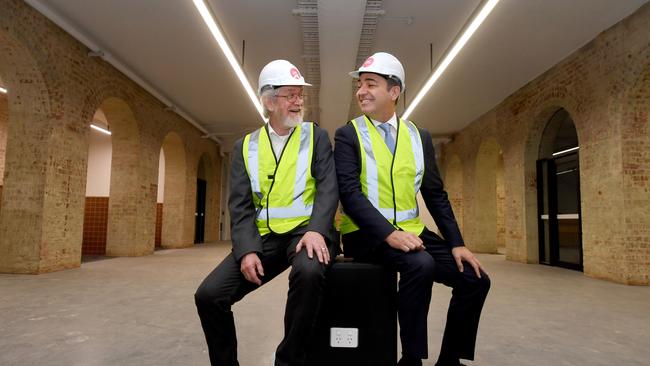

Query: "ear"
(262, 94), (276, 113)
(389, 86), (401, 102)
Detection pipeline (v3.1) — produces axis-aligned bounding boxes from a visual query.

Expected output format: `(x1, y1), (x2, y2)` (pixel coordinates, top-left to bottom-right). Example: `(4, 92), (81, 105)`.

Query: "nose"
(357, 85), (367, 98)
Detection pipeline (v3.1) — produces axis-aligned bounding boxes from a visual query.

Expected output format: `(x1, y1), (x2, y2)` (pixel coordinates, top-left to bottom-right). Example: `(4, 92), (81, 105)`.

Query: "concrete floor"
(1, 242), (648, 366)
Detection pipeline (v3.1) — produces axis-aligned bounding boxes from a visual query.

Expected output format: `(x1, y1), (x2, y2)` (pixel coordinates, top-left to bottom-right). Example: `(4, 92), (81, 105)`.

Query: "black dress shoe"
(397, 355), (422, 366)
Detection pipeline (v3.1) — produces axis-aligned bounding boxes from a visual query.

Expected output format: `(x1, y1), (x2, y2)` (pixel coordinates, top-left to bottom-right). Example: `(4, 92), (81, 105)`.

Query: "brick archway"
(159, 132), (188, 248)
(99, 97), (146, 256)
(523, 94), (585, 264)
(196, 153), (220, 243)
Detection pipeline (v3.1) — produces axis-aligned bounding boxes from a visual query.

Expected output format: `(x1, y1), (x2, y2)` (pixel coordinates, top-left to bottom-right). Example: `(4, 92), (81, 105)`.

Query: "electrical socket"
(330, 327), (359, 348)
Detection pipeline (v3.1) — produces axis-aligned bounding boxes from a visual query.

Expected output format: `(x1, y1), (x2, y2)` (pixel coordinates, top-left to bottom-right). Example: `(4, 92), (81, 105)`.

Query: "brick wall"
(0, 92), (6, 211)
(440, 2), (650, 284)
(0, 93), (6, 183)
(0, 0), (222, 274)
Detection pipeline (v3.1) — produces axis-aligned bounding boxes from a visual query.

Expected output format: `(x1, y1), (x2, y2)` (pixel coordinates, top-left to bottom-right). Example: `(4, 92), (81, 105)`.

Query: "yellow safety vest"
(243, 122), (315, 235)
(340, 115), (426, 235)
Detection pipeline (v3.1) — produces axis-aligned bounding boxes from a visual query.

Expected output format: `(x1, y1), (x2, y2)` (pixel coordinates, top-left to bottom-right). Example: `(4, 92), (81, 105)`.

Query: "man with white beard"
(195, 60), (339, 366)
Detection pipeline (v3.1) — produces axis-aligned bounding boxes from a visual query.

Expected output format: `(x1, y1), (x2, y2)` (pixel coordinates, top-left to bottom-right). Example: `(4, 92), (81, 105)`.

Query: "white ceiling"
(26, 0), (648, 145)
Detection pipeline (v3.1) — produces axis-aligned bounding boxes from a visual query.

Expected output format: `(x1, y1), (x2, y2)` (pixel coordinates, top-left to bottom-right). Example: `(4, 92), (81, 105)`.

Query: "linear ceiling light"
(192, 0), (266, 122)
(552, 146), (579, 156)
(402, 0), (500, 120)
(0, 86), (7, 94)
(90, 124), (112, 135)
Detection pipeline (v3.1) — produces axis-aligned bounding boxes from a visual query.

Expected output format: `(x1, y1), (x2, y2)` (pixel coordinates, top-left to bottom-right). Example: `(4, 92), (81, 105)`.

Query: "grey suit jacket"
(229, 123), (339, 261)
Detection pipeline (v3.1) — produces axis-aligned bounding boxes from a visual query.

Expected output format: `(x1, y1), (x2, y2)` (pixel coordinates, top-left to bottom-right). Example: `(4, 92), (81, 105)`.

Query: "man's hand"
(240, 252), (264, 285)
(296, 231), (330, 264)
(451, 246), (485, 278)
(385, 230), (424, 252)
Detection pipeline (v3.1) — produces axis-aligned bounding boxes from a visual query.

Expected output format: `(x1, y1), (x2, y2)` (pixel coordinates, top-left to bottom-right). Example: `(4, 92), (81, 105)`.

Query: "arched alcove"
(101, 97), (143, 256)
(159, 132), (188, 248)
(536, 108), (582, 271)
(81, 108), (113, 257)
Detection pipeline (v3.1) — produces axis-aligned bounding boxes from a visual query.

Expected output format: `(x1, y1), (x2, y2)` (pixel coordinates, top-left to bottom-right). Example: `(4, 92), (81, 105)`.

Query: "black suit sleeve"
(419, 128), (465, 247)
(229, 139), (263, 261)
(334, 124), (396, 243)
(306, 126), (339, 243)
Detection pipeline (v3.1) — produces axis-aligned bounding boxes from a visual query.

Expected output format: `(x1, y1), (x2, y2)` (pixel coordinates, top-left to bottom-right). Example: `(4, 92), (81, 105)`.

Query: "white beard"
(283, 111), (303, 129)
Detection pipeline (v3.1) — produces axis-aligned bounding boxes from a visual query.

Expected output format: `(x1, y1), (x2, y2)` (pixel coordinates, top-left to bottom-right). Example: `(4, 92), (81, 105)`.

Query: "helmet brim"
(258, 81), (312, 94)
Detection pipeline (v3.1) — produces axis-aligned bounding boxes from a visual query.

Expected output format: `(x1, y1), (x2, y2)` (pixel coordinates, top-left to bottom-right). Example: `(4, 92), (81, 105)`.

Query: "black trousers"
(343, 229), (490, 362)
(194, 233), (334, 366)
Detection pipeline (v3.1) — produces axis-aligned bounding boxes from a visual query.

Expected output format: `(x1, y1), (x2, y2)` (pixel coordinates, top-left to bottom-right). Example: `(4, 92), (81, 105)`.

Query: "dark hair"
(386, 76), (402, 93)
(386, 76), (401, 105)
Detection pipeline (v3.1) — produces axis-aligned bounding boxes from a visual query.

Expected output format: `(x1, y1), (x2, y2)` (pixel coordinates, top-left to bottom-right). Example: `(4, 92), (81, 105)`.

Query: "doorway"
(195, 178), (207, 244)
(536, 108), (582, 271)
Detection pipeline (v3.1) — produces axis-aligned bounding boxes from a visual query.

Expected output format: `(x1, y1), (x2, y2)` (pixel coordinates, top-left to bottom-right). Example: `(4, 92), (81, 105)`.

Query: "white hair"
(259, 86), (276, 118)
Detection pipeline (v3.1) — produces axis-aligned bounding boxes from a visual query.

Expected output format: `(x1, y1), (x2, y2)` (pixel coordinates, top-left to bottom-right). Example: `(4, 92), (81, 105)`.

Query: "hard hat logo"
(363, 57), (374, 67)
(290, 68), (301, 79)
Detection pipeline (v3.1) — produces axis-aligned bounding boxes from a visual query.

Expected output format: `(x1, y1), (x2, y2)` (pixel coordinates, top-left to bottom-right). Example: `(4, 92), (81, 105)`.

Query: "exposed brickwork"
(440, 3), (650, 284)
(496, 153), (506, 252)
(0, 92), (6, 187)
(0, 0), (222, 273)
(443, 155), (464, 234)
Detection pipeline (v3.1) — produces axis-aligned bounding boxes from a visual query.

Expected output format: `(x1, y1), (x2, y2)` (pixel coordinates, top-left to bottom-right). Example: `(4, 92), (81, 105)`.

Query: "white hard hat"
(349, 52), (405, 92)
(258, 60), (311, 94)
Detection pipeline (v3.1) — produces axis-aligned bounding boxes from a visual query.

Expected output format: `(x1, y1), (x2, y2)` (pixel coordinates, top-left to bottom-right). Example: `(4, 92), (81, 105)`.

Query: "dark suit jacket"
(334, 118), (464, 259)
(229, 124), (339, 262)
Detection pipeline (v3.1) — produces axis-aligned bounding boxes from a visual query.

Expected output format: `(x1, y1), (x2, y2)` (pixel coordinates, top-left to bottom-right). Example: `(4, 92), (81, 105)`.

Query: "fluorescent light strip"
(552, 146), (579, 156)
(90, 124), (112, 135)
(402, 0), (500, 120)
(556, 168), (576, 176)
(192, 0), (266, 122)
(0, 86), (7, 94)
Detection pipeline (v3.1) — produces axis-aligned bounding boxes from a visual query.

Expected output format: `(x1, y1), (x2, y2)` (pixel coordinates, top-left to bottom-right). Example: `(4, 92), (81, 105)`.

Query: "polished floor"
(1, 241), (648, 366)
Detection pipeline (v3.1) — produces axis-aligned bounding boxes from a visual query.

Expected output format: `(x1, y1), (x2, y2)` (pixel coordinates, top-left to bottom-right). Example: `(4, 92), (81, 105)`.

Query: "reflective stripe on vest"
(340, 115), (425, 235)
(243, 122), (315, 235)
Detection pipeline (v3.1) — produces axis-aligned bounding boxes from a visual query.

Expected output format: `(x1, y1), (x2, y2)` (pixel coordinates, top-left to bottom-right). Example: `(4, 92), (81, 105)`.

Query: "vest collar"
(369, 113), (398, 131)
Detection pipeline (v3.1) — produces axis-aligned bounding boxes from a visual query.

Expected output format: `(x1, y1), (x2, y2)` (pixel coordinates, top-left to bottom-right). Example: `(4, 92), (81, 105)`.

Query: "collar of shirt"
(370, 113), (398, 140)
(266, 123), (294, 158)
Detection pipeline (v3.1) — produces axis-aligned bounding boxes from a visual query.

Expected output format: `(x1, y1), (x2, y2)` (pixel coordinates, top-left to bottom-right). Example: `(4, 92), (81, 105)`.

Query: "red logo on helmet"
(290, 68), (301, 79)
(363, 57), (374, 67)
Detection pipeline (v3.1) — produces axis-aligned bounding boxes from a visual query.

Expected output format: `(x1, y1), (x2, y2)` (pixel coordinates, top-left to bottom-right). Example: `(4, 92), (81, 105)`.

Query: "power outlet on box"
(330, 327), (359, 348)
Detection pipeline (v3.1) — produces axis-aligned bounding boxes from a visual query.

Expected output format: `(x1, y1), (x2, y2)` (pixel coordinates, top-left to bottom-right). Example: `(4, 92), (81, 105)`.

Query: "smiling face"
(356, 73), (400, 121)
(264, 86), (305, 133)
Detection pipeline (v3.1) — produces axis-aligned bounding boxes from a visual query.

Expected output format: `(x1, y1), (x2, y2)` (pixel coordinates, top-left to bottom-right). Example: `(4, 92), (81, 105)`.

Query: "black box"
(307, 258), (398, 366)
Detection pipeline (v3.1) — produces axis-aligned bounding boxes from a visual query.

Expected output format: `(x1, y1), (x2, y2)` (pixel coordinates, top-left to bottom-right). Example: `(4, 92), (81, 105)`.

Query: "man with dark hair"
(334, 52), (490, 366)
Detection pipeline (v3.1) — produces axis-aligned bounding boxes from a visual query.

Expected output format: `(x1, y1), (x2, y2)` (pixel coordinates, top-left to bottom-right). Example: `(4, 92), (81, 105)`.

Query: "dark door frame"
(537, 152), (583, 271)
(195, 178), (207, 244)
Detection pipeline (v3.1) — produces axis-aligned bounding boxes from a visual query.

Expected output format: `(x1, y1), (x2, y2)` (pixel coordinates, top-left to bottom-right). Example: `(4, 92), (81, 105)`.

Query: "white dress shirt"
(370, 113), (398, 141)
(267, 123), (294, 158)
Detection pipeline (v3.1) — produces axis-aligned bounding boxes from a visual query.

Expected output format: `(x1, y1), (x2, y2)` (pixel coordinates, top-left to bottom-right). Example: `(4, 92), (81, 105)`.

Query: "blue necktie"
(377, 123), (395, 154)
